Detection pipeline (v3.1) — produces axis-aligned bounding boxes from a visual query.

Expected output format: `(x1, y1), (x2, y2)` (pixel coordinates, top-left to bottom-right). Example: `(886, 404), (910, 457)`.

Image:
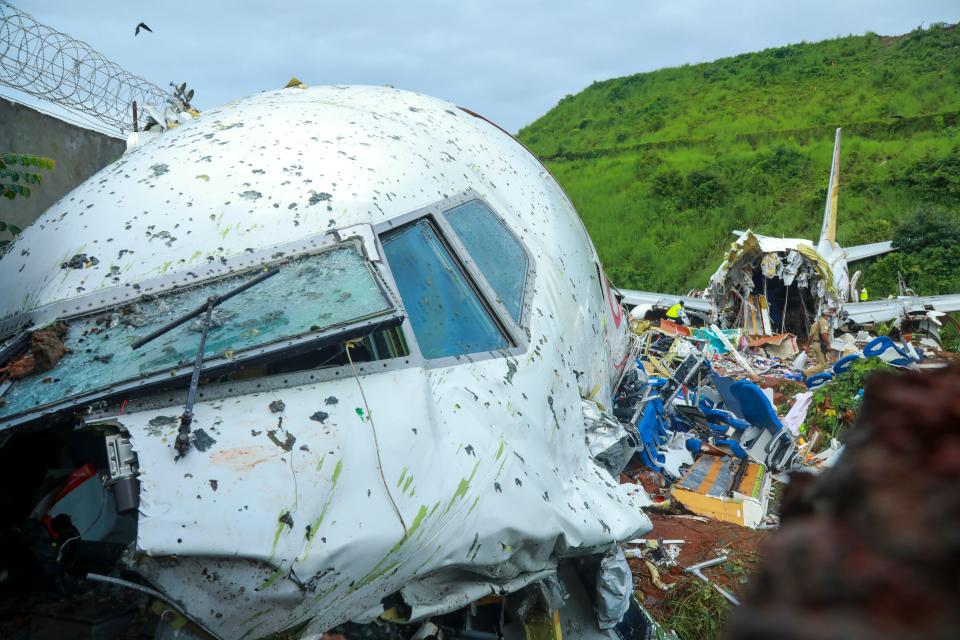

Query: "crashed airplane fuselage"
(621, 128), (960, 342)
(0, 86), (649, 637)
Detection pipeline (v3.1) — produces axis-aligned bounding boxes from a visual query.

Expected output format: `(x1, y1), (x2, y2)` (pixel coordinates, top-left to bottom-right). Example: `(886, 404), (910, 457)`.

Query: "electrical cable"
(344, 340), (408, 537)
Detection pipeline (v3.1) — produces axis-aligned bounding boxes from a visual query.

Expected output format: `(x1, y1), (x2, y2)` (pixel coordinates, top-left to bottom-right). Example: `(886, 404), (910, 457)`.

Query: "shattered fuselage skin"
(707, 231), (849, 324)
(0, 87), (649, 638)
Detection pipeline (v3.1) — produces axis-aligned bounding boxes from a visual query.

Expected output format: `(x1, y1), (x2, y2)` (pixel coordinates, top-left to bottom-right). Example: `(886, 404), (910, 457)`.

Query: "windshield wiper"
(132, 267), (279, 456)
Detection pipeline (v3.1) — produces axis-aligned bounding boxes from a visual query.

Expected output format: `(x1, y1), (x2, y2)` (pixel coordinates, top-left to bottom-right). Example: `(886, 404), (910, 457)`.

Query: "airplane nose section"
(118, 359), (649, 638)
(119, 366), (439, 636)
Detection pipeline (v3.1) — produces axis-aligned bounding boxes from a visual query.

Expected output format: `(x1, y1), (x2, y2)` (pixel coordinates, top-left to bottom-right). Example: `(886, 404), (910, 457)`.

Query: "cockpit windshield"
(0, 241), (398, 423)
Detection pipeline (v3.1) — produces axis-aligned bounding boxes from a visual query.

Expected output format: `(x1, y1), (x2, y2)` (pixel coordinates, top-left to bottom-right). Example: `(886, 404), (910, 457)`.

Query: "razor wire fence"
(0, 1), (167, 134)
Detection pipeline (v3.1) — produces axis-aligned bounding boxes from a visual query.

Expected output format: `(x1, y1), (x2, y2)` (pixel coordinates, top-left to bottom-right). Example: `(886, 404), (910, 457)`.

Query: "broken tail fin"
(818, 128), (841, 253)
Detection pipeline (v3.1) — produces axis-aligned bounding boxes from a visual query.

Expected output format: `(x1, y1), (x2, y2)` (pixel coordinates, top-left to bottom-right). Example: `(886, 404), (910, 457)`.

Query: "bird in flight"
(135, 22), (153, 36)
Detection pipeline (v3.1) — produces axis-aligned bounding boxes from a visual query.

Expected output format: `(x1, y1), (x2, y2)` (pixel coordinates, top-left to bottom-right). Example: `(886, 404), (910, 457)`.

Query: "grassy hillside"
(517, 23), (960, 297)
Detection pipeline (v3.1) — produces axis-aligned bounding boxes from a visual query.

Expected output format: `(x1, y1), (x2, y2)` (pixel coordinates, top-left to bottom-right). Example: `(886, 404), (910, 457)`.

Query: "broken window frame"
(0, 193), (535, 428)
(0, 229), (405, 432)
(98, 193), (534, 419)
(374, 189), (533, 366)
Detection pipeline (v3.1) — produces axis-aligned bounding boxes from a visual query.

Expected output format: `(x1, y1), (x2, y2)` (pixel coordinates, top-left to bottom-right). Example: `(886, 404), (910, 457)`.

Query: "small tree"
(0, 153), (55, 248)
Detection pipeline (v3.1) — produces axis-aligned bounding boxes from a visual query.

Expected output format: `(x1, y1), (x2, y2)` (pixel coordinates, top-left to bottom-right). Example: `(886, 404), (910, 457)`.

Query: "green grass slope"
(517, 23), (960, 296)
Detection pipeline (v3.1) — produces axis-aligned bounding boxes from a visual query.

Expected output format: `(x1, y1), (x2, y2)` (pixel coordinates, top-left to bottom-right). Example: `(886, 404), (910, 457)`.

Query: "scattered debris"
(0, 322), (69, 380)
(60, 253), (99, 269)
(610, 287), (957, 633)
(728, 364), (960, 639)
(266, 429), (295, 451)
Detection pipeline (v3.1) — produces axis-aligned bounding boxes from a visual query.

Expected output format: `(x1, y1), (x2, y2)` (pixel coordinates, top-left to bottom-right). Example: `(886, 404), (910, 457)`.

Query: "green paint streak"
(270, 519), (286, 558)
(316, 454), (326, 473)
(159, 260), (172, 274)
(302, 458), (344, 559)
(240, 618), (268, 640)
(495, 440), (505, 460)
(385, 504), (429, 556)
(443, 459), (481, 515)
(415, 543), (444, 572)
(495, 456), (507, 479)
(241, 609), (269, 625)
(396, 466), (408, 489)
(188, 250), (203, 263)
(363, 502), (433, 583)
(310, 580), (343, 606)
(467, 494), (481, 515)
(408, 504), (429, 535)
(403, 474), (413, 493)
(257, 567), (285, 591)
(429, 501), (441, 517)
(359, 559), (401, 588)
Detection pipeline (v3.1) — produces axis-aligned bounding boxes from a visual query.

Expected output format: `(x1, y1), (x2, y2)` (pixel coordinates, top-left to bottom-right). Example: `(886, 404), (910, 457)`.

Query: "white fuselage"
(0, 86), (649, 638)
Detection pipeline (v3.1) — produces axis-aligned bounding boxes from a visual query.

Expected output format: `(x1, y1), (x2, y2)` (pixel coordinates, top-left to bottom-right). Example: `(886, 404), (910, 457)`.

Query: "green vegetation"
(806, 358), (895, 446)
(860, 205), (960, 297)
(0, 153), (55, 251)
(0, 153), (55, 203)
(517, 24), (960, 296)
(658, 579), (731, 640)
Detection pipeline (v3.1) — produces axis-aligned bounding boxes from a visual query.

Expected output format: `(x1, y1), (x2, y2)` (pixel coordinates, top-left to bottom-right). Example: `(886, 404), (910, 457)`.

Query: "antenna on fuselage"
(817, 128), (842, 255)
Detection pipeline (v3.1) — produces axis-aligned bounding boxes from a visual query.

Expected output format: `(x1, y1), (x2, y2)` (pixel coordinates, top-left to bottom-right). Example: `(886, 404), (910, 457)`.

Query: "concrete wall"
(0, 98), (126, 232)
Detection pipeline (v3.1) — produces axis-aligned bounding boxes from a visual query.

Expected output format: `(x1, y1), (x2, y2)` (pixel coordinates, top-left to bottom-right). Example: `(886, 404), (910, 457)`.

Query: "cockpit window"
(443, 200), (529, 323)
(381, 219), (509, 359)
(0, 242), (397, 421)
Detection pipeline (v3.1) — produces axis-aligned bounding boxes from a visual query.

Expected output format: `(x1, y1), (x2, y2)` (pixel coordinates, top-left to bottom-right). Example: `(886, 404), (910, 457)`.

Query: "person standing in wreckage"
(806, 306), (835, 371)
(666, 300), (690, 326)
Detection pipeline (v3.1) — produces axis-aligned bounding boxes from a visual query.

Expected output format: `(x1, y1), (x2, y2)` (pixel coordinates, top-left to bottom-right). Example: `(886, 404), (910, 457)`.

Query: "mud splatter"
(61, 254), (99, 269)
(267, 429), (296, 451)
(193, 429), (216, 452)
(504, 359), (518, 385)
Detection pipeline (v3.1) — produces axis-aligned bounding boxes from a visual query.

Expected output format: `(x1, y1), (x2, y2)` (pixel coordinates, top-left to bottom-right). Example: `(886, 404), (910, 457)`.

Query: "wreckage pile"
(593, 313), (940, 634)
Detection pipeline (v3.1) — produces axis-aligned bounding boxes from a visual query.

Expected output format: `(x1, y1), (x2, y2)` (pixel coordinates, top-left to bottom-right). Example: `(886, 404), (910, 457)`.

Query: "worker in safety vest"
(806, 307), (835, 370)
(859, 287), (869, 302)
(666, 300), (690, 326)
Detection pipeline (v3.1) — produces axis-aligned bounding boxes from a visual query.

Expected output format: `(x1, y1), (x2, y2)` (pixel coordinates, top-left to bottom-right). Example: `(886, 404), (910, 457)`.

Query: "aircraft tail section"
(818, 128), (842, 254)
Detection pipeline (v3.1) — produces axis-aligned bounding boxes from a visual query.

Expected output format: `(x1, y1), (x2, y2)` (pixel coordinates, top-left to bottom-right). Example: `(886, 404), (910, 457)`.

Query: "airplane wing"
(616, 288), (715, 315)
(844, 294), (960, 324)
(844, 240), (895, 262)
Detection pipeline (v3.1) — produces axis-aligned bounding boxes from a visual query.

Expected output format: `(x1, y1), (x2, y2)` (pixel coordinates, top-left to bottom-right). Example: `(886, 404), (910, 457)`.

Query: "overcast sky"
(7, 0), (960, 135)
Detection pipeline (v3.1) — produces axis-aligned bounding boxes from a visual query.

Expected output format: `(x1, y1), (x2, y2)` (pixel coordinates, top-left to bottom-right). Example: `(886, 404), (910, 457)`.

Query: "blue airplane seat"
(636, 400), (668, 473)
(699, 403), (751, 432)
(833, 353), (861, 375)
(714, 438), (748, 460)
(804, 372), (833, 389)
(730, 380), (784, 435)
(709, 372), (746, 421)
(863, 336), (914, 366)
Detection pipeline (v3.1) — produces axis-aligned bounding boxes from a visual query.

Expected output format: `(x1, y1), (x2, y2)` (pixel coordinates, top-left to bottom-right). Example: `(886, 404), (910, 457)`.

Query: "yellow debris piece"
(284, 77), (307, 89)
(523, 608), (563, 640)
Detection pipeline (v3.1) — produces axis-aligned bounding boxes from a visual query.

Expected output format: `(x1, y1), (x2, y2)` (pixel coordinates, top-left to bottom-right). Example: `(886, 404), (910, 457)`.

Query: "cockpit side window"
(443, 200), (529, 324)
(381, 219), (510, 359)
